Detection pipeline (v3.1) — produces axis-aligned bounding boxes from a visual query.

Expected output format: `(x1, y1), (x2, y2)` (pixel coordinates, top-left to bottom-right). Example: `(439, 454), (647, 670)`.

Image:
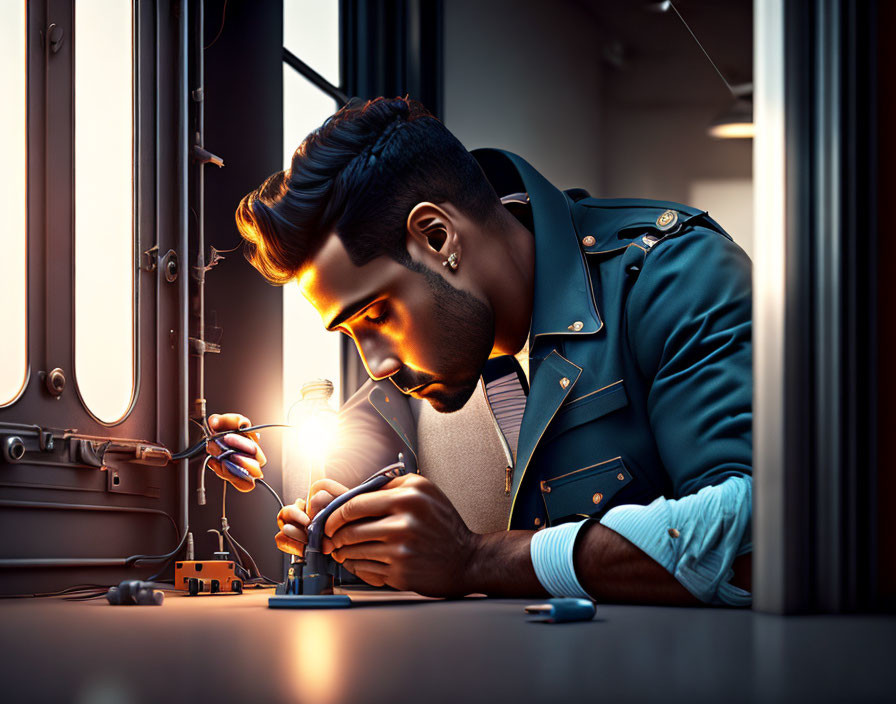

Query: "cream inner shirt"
(414, 342), (529, 535)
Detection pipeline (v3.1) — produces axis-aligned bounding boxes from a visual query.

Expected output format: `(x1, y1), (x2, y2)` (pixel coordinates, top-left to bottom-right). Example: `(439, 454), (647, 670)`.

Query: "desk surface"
(1, 589), (894, 704)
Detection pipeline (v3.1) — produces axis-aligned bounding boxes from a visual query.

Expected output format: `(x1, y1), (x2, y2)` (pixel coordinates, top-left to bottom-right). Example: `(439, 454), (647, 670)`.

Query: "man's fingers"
(308, 478), (349, 498)
(207, 413), (266, 467)
(208, 413), (252, 433)
(308, 491), (336, 518)
(341, 559), (389, 580)
(208, 458), (256, 492)
(306, 478), (350, 518)
(214, 433), (257, 457)
(323, 488), (405, 538)
(280, 523), (307, 543)
(207, 441), (263, 479)
(206, 433), (265, 472)
(331, 541), (393, 565)
(247, 430), (267, 468)
(278, 503), (310, 530)
(329, 515), (405, 548)
(275, 531), (304, 557)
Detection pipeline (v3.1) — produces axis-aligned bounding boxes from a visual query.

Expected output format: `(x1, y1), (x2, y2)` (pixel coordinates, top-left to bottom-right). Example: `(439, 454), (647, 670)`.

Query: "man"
(208, 96), (752, 605)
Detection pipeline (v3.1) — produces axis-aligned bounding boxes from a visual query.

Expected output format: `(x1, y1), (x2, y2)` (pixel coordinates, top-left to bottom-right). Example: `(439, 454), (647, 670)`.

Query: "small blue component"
(524, 598), (596, 623)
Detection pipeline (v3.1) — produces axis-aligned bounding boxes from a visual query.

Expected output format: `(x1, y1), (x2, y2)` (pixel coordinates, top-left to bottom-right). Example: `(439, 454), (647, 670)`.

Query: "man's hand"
(323, 474), (477, 597)
(206, 413), (267, 492)
(274, 478), (349, 557)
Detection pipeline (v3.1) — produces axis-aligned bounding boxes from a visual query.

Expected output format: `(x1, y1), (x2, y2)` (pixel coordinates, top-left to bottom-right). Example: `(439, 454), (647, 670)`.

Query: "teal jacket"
(325, 150), (753, 601)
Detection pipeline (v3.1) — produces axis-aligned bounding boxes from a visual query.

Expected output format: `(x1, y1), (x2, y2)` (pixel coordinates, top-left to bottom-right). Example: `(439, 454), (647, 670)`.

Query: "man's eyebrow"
(325, 294), (380, 331)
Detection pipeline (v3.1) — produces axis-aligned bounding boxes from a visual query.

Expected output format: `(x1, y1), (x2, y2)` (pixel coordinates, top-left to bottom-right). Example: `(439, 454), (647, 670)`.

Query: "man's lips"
(407, 381), (436, 396)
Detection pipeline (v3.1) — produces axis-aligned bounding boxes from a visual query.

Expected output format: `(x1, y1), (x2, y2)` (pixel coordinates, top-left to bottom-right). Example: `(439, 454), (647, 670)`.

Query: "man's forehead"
(298, 232), (401, 327)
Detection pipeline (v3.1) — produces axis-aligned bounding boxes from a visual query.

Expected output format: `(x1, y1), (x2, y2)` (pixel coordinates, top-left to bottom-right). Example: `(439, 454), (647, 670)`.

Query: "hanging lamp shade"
(708, 83), (754, 139)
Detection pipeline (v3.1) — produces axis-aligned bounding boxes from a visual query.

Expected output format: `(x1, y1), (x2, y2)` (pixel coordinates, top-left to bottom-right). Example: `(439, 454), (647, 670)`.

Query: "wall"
(443, 0), (754, 258)
(443, 0), (604, 195)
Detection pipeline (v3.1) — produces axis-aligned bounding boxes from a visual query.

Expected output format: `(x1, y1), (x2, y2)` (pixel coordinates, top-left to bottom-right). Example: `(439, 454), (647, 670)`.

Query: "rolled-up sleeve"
(600, 476), (752, 605)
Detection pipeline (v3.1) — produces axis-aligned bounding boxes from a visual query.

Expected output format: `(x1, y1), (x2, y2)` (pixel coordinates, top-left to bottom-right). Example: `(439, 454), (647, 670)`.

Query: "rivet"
(567, 321), (584, 332)
(668, 528), (680, 538)
(582, 235), (596, 247)
(617, 473), (625, 481)
(656, 209), (678, 231)
(540, 481), (551, 493)
(559, 377), (570, 388)
(534, 517), (542, 527)
(592, 493), (603, 504)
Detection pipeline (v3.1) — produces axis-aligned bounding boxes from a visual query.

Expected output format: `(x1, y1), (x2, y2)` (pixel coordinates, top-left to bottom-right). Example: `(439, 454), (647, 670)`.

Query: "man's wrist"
(459, 530), (544, 597)
(460, 531), (486, 595)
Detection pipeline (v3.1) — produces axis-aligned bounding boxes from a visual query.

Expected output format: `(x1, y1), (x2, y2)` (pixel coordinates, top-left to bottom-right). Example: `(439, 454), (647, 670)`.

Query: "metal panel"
(0, 0), (186, 595)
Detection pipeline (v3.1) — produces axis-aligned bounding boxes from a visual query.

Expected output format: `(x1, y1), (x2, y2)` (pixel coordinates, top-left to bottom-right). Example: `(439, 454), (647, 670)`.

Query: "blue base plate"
(268, 594), (352, 609)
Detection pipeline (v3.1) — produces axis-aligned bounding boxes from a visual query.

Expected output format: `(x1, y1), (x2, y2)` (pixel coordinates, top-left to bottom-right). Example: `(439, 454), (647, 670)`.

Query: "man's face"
(299, 233), (494, 413)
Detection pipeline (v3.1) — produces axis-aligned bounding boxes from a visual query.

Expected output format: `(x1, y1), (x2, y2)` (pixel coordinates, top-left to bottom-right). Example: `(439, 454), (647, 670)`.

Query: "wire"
(171, 423), (292, 461)
(204, 0), (228, 50)
(666, 1), (738, 98)
(0, 584), (110, 600)
(256, 478), (284, 509)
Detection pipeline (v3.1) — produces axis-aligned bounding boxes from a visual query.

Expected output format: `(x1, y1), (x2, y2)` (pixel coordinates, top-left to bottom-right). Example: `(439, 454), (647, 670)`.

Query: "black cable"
(223, 528), (261, 578)
(256, 478), (284, 509)
(0, 584), (110, 600)
(171, 423), (292, 461)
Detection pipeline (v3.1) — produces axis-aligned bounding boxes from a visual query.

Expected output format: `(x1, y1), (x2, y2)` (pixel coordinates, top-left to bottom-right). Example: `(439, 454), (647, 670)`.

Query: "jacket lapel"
(509, 350), (582, 523)
(367, 384), (418, 462)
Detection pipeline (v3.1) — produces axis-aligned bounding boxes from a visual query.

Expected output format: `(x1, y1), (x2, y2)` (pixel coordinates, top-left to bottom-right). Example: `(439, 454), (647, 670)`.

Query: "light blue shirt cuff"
(529, 519), (592, 599)
(599, 475), (753, 606)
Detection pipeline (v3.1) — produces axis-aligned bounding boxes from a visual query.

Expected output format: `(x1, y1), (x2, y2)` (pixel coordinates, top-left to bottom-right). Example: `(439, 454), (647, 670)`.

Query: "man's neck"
(486, 207), (536, 358)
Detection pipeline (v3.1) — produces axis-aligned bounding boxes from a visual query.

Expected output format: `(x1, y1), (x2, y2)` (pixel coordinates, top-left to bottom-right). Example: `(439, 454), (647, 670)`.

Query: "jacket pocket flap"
(544, 380), (628, 444)
(540, 457), (632, 524)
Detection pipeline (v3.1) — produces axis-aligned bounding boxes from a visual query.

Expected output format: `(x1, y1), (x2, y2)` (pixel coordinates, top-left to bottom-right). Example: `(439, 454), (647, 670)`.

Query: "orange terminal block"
(174, 530), (244, 595)
(174, 560), (243, 595)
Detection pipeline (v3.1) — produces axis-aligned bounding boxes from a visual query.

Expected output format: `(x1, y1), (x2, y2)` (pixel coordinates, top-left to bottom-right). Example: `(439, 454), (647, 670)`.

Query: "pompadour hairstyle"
(235, 96), (501, 285)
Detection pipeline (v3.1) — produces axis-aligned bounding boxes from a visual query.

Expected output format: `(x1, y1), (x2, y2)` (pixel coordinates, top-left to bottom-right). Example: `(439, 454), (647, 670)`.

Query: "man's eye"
(364, 303), (389, 326)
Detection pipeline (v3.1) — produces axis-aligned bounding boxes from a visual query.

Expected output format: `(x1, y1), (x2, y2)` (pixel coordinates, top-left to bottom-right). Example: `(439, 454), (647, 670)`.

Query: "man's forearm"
(465, 523), (700, 605)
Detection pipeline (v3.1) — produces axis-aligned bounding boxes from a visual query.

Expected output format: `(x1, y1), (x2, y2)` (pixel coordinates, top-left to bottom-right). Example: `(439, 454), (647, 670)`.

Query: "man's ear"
(406, 202), (460, 266)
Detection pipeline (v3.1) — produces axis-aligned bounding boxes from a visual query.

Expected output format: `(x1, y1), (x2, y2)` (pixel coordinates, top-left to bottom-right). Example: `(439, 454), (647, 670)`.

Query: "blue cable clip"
(524, 598), (596, 623)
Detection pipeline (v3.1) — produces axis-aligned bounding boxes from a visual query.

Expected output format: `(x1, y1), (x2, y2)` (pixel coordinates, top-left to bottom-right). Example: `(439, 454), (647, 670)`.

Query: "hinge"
(189, 337), (221, 355)
(141, 244), (159, 272)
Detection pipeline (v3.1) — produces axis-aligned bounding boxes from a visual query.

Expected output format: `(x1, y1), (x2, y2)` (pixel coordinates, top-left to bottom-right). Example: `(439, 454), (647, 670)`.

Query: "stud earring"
(442, 252), (459, 270)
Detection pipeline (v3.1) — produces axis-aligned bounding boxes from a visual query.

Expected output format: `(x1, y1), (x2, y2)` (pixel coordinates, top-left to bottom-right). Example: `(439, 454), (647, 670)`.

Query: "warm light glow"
(0, 2), (28, 407)
(295, 409), (338, 462)
(285, 386), (339, 504)
(708, 121), (755, 139)
(282, 1), (341, 432)
(282, 612), (343, 703)
(74, 0), (135, 423)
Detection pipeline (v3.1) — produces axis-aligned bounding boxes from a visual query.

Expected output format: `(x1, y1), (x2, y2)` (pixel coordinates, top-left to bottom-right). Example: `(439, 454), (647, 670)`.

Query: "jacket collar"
(472, 149), (602, 341)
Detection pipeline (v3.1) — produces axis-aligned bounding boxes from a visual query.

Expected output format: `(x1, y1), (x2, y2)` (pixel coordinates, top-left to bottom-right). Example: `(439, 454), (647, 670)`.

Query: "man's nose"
(357, 338), (402, 381)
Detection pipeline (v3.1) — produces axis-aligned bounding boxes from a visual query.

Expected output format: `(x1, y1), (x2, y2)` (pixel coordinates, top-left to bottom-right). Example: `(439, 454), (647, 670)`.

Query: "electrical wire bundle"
(2, 420), (290, 600)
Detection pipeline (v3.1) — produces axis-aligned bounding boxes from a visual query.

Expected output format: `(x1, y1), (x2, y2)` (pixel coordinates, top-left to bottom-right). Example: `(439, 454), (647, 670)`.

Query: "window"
(0, 2), (28, 407)
(282, 1), (342, 417)
(73, 0), (136, 423)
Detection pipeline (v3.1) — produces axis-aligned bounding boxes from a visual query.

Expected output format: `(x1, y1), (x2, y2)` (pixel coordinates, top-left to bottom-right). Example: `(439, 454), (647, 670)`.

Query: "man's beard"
(391, 263), (494, 413)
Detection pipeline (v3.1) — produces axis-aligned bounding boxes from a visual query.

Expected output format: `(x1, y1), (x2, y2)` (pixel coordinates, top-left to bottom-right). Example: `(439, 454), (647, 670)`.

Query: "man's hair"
(236, 97), (502, 284)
